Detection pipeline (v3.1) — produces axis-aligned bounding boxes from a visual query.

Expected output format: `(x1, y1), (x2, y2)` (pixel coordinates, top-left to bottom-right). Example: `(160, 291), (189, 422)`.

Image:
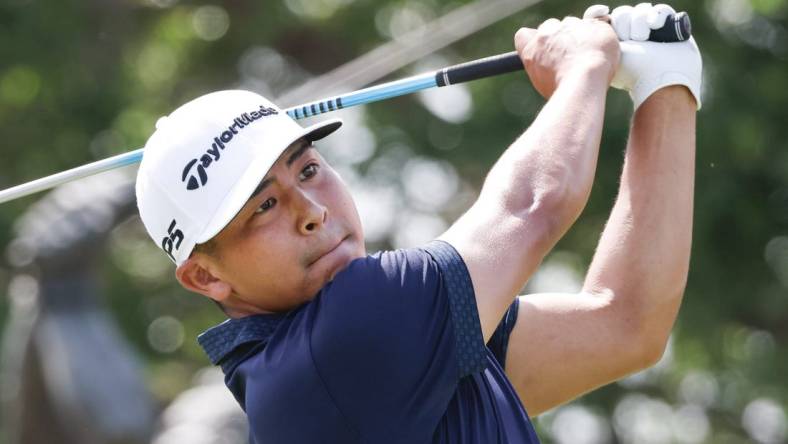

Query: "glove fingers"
(610, 5), (634, 40)
(630, 3), (653, 41)
(647, 3), (676, 29)
(583, 4), (610, 19)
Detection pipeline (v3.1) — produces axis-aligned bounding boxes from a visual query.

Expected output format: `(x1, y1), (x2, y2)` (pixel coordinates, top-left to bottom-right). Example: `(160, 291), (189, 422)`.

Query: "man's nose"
(294, 189), (327, 235)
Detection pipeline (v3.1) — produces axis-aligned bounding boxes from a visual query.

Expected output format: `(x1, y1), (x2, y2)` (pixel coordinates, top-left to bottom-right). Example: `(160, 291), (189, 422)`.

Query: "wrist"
(558, 55), (615, 89)
(632, 73), (701, 111)
(638, 85), (696, 112)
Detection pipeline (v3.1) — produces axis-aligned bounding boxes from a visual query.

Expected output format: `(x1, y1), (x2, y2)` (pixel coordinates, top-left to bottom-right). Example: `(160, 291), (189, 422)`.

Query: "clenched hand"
(514, 16), (620, 99)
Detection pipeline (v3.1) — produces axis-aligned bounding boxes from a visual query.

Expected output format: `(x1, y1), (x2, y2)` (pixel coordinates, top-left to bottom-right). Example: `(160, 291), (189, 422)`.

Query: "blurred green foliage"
(1, 0), (787, 442)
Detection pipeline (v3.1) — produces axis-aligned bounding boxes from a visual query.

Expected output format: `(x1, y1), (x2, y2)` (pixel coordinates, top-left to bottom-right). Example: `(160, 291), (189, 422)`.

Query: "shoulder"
(323, 244), (446, 297)
(332, 241), (466, 286)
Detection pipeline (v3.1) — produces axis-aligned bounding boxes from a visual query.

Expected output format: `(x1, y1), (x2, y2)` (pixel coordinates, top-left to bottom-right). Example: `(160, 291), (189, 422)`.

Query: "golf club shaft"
(0, 12), (691, 204)
(0, 52), (524, 204)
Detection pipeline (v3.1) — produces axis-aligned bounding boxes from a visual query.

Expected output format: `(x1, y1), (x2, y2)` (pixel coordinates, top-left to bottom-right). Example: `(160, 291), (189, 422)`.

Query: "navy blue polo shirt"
(198, 240), (540, 443)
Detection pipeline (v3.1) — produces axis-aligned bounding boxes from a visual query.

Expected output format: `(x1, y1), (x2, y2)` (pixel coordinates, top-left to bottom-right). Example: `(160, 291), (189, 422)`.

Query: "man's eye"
(254, 198), (276, 214)
(299, 163), (319, 180)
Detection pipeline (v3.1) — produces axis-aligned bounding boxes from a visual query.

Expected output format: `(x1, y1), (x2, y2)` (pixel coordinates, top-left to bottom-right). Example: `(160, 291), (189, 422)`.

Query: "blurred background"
(0, 0), (786, 443)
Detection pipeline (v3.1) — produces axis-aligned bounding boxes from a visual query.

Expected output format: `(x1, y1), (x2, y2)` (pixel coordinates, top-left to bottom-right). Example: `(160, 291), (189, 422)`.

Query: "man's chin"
(310, 237), (361, 283)
(327, 256), (353, 281)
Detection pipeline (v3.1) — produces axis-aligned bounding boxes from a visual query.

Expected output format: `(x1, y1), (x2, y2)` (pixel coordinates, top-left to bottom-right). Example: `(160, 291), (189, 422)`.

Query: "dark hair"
(193, 238), (217, 256)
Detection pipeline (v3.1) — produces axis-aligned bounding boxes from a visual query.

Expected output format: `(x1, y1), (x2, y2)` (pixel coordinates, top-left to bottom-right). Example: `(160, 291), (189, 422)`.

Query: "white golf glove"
(584, 3), (702, 110)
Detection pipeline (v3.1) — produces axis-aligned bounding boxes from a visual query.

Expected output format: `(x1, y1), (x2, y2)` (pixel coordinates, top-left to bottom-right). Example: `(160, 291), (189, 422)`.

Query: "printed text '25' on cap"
(135, 90), (342, 265)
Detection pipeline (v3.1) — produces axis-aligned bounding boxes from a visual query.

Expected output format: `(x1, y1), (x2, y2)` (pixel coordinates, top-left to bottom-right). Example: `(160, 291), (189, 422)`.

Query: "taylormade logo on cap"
(181, 105), (279, 190)
(135, 90), (342, 265)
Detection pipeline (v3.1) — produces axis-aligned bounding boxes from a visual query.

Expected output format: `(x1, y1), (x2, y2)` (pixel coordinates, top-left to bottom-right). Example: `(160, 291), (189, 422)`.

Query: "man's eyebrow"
(247, 177), (274, 203)
(245, 141), (312, 204)
(286, 140), (313, 167)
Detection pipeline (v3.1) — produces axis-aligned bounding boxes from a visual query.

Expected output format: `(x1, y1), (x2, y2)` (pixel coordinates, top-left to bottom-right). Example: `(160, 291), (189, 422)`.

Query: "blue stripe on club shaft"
(284, 72), (436, 120)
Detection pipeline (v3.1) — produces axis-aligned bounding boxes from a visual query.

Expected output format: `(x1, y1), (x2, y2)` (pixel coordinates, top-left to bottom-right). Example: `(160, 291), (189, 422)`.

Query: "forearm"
(480, 61), (610, 236)
(583, 86), (696, 356)
(442, 17), (620, 342)
(456, 63), (610, 340)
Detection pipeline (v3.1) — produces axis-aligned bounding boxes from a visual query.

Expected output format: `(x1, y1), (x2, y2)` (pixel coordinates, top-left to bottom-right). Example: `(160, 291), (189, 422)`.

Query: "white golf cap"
(136, 90), (342, 265)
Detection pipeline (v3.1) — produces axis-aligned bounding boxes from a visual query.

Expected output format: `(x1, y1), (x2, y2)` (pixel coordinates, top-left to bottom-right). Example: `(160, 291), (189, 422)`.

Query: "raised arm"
(504, 86), (696, 415)
(584, 86), (695, 349)
(440, 17), (620, 341)
(499, 2), (702, 414)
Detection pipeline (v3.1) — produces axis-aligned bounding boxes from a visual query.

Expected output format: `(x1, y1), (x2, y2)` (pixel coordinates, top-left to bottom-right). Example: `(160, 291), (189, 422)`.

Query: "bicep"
(504, 292), (647, 416)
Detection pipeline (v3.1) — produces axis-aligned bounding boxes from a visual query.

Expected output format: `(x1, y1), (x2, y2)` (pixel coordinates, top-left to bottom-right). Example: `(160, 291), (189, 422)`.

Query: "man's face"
(191, 138), (366, 313)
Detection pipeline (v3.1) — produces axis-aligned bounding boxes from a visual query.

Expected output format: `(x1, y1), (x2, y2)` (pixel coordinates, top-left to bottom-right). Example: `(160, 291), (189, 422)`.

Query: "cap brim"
(195, 117), (343, 244)
(305, 119), (342, 142)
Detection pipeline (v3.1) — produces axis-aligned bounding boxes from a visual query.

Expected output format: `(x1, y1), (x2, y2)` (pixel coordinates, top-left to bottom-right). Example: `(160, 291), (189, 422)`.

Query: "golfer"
(135, 3), (701, 443)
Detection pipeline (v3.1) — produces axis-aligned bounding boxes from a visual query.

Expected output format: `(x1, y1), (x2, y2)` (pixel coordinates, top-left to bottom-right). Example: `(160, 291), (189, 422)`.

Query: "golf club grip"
(435, 12), (692, 87)
(649, 11), (691, 42)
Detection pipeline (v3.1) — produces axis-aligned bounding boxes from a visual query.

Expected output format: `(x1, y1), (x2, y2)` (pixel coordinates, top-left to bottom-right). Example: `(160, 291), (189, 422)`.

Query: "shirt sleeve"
(309, 240), (486, 441)
(487, 298), (520, 369)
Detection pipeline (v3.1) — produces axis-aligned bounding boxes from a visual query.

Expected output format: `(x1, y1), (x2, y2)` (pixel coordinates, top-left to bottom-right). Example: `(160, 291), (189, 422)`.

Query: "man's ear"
(176, 257), (232, 303)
